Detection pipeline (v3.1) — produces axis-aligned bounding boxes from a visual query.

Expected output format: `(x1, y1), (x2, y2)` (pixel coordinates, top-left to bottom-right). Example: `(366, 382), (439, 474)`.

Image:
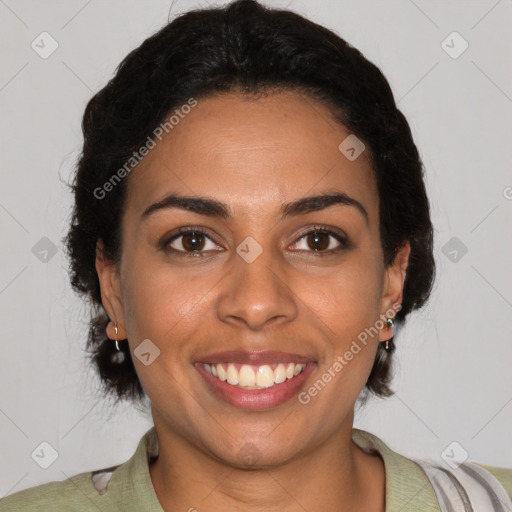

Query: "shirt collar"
(116, 426), (440, 512)
(352, 428), (440, 511)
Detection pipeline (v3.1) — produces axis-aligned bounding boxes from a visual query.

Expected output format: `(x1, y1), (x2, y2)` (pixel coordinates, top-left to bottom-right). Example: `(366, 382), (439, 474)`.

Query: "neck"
(148, 422), (385, 512)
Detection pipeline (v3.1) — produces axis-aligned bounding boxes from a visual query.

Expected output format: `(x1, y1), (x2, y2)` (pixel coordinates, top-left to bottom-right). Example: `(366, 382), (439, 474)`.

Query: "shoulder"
(352, 428), (512, 511)
(0, 466), (118, 512)
(0, 426), (160, 512)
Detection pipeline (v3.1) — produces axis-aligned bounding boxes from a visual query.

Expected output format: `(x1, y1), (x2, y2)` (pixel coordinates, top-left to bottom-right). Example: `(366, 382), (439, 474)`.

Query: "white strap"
(413, 459), (512, 512)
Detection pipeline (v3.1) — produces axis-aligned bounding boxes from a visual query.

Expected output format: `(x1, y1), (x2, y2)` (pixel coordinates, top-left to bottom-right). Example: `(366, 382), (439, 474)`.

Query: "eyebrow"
(141, 190), (369, 225)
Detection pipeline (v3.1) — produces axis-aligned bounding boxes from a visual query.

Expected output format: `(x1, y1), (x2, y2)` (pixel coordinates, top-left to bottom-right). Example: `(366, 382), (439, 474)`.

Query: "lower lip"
(195, 362), (316, 411)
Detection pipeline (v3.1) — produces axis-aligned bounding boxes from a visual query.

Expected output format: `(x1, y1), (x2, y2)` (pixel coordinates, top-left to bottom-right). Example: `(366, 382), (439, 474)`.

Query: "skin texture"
(96, 90), (410, 512)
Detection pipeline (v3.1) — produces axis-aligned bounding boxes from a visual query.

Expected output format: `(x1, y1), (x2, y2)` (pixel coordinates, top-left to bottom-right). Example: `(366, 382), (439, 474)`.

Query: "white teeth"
(226, 364), (239, 385)
(274, 363), (287, 384)
(256, 365), (275, 388)
(217, 364), (227, 381)
(203, 362), (307, 389)
(238, 364), (256, 387)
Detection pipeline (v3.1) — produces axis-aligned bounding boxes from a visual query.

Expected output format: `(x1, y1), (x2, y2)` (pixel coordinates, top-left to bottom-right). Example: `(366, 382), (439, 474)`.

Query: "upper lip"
(196, 350), (314, 365)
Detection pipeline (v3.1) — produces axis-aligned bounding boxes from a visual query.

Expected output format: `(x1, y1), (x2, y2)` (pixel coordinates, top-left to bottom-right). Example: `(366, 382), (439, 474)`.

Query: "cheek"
(117, 218), (196, 340)
(121, 253), (212, 353)
(308, 265), (384, 390)
(120, 259), (203, 400)
(309, 257), (383, 334)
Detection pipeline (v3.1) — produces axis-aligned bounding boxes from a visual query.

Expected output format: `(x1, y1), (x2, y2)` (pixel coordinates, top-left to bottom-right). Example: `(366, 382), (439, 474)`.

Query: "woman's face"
(97, 90), (409, 467)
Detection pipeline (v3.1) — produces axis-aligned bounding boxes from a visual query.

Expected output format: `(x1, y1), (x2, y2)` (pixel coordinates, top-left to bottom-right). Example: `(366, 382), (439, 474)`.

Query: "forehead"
(124, 91), (378, 224)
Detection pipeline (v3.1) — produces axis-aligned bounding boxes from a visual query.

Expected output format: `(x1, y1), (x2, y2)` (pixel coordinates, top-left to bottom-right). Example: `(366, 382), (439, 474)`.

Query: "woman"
(1, 1), (510, 511)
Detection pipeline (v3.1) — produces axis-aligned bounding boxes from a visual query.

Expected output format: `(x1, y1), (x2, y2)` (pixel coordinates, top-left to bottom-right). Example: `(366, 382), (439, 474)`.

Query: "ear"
(95, 238), (127, 340)
(379, 241), (411, 337)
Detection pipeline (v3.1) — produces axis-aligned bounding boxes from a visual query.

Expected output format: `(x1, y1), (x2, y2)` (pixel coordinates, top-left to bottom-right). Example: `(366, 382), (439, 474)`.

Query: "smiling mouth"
(200, 362), (307, 389)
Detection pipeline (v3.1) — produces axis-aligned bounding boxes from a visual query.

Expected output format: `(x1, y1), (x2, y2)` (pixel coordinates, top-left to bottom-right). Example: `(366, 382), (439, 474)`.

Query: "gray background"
(1, 0), (511, 496)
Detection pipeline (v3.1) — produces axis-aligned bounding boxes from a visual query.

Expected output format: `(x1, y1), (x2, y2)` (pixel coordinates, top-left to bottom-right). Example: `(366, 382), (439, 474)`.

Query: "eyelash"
(160, 225), (350, 258)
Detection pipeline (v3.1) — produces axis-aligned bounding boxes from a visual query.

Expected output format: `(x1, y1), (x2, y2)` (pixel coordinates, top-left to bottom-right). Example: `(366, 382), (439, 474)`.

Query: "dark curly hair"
(63, 0), (435, 410)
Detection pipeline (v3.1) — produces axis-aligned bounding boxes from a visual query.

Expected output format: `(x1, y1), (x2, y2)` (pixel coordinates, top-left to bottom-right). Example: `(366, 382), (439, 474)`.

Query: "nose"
(216, 242), (298, 331)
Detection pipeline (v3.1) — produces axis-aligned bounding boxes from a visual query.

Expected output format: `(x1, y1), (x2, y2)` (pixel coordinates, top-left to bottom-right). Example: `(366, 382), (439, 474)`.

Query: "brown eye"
(306, 232), (330, 251)
(291, 228), (349, 255)
(164, 229), (221, 255)
(181, 232), (206, 252)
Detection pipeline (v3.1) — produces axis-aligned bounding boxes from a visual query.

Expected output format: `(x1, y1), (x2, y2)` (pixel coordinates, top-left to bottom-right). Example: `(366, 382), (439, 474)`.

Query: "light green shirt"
(1, 426), (510, 511)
